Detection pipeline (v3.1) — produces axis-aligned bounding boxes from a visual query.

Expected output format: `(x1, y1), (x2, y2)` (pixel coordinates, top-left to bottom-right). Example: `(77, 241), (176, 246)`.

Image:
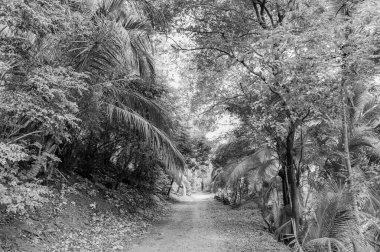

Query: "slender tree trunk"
(239, 178), (242, 205)
(176, 174), (184, 194)
(182, 181), (187, 196)
(341, 74), (359, 220)
(286, 125), (300, 236)
(277, 138), (290, 207)
(340, 25), (359, 218)
(167, 179), (174, 196)
(341, 84), (353, 184)
(232, 182), (237, 206)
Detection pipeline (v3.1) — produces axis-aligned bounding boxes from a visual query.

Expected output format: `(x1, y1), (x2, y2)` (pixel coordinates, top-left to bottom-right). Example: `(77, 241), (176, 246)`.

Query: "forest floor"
(129, 192), (290, 252)
(0, 174), (170, 252)
(0, 176), (289, 252)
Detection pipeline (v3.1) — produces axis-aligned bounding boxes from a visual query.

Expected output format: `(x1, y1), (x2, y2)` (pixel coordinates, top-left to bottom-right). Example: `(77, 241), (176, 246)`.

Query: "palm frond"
(348, 84), (367, 126)
(71, 20), (123, 72)
(166, 169), (184, 186)
(211, 171), (225, 192)
(329, 0), (356, 17)
(96, 0), (126, 18)
(211, 167), (223, 181)
(65, 0), (85, 12)
(359, 189), (380, 218)
(359, 212), (380, 250)
(225, 147), (278, 186)
(137, 54), (155, 79)
(348, 130), (380, 161)
(349, 134), (377, 150)
(120, 16), (151, 31)
(346, 87), (380, 132)
(72, 0), (155, 78)
(105, 103), (185, 173)
(229, 158), (278, 186)
(361, 100), (380, 128)
(304, 237), (347, 252)
(127, 0), (167, 30)
(304, 181), (364, 251)
(101, 84), (171, 131)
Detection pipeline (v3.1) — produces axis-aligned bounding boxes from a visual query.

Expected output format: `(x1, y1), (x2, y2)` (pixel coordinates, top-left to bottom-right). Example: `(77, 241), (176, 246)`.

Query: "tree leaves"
(105, 102), (185, 173)
(0, 0), (187, 216)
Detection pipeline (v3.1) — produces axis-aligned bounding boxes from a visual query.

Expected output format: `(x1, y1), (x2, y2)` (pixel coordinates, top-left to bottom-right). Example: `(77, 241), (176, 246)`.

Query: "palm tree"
(347, 87), (380, 158)
(302, 181), (378, 252)
(68, 0), (185, 176)
(211, 146), (282, 227)
(303, 86), (380, 251)
(320, 86), (380, 179)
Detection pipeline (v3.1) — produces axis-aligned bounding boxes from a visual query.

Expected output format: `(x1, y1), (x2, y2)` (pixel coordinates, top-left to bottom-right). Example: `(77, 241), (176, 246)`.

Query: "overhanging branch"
(173, 45), (266, 82)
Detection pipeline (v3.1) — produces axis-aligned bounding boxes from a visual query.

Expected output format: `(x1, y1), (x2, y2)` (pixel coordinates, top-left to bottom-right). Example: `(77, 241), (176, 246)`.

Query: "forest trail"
(128, 193), (289, 252)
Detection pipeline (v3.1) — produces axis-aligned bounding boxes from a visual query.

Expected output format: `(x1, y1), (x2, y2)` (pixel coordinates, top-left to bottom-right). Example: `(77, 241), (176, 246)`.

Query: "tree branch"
(301, 108), (311, 122)
(250, 0), (267, 29)
(7, 130), (44, 144)
(259, 0), (265, 19)
(268, 86), (293, 123)
(201, 95), (244, 115)
(189, 3), (256, 21)
(258, 0), (275, 27)
(174, 45), (267, 82)
(239, 82), (252, 101)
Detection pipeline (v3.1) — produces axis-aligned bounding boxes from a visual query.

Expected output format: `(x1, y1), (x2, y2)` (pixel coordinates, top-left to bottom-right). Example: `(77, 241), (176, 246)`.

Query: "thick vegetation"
(1, 0), (380, 251)
(0, 0), (192, 215)
(170, 0), (380, 251)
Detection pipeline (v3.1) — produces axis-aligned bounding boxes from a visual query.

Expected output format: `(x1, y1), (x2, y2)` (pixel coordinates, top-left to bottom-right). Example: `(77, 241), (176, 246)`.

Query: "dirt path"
(128, 193), (289, 252)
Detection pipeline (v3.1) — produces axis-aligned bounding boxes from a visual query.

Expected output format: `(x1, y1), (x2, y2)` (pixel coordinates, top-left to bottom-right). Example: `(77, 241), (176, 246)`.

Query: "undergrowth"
(0, 173), (170, 252)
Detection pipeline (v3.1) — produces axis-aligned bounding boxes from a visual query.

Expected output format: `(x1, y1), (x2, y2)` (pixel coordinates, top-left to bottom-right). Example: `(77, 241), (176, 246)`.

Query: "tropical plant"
(172, 0), (380, 247)
(0, 0), (187, 214)
(66, 0), (185, 173)
(302, 181), (377, 252)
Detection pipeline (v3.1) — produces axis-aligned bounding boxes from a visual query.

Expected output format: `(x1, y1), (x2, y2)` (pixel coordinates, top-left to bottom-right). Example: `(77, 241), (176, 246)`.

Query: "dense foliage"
(0, 0), (190, 215)
(1, 0), (380, 251)
(169, 0), (380, 250)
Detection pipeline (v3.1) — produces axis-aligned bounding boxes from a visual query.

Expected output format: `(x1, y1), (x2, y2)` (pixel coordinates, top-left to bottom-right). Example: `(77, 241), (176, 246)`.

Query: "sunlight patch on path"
(191, 192), (214, 201)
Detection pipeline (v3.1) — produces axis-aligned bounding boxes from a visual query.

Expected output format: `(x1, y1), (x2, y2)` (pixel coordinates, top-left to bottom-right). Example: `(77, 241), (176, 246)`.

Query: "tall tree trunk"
(278, 166), (290, 206)
(341, 70), (359, 220)
(278, 125), (301, 237)
(286, 125), (300, 236)
(340, 25), (358, 218)
(277, 138), (290, 207)
(341, 84), (353, 185)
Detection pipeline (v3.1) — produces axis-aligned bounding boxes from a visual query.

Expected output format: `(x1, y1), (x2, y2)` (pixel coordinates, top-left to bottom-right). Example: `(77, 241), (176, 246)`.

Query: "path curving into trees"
(129, 193), (289, 252)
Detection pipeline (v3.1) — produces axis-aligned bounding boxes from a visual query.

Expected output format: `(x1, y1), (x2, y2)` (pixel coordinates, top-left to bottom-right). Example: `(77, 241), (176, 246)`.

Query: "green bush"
(0, 142), (51, 214)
